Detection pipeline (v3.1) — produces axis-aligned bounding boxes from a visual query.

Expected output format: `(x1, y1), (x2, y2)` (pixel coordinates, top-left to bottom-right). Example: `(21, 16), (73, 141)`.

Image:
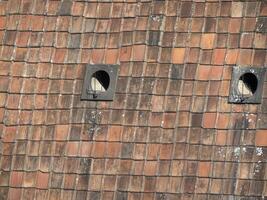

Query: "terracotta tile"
(3, 126), (17, 142)
(253, 49), (266, 66)
(182, 177), (196, 193)
(195, 178), (209, 193)
(132, 45), (146, 61)
(144, 161), (157, 176)
(209, 66), (223, 80)
(62, 174), (75, 190)
(203, 113), (217, 128)
(70, 2), (84, 16)
(198, 162), (211, 177)
(8, 188), (22, 200)
(144, 176), (156, 192)
(33, 95), (46, 110)
(172, 48), (186, 64)
(229, 18), (241, 33)
(31, 16), (44, 31)
(6, 94), (20, 109)
(156, 176), (169, 192)
(161, 113), (176, 128)
(159, 144), (173, 160)
(180, 2), (192, 17)
(129, 176), (142, 192)
(106, 142), (121, 158)
(92, 142), (106, 157)
(182, 81), (194, 96)
(197, 65), (210, 80)
(215, 130), (227, 145)
(201, 49), (212, 64)
(54, 125), (69, 141)
(255, 130), (267, 146)
(189, 33), (201, 47)
(147, 144), (159, 160)
(90, 49), (104, 64)
(254, 33), (267, 49)
(66, 141), (79, 156)
(10, 171), (23, 187)
(240, 33), (254, 48)
(151, 95), (164, 112)
(208, 80), (220, 96)
(212, 49), (226, 65)
(225, 49), (239, 64)
(201, 33), (215, 49)
(237, 49), (253, 65)
(260, 2), (267, 16)
(150, 112), (163, 127)
(231, 2), (244, 17)
(0, 171), (10, 186)
(204, 18), (216, 32)
(37, 172), (49, 189)
(210, 179), (222, 193)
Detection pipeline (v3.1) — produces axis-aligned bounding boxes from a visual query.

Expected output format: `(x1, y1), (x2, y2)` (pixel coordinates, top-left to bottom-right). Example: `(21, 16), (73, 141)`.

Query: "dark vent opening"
(91, 70), (110, 92)
(238, 73), (258, 97)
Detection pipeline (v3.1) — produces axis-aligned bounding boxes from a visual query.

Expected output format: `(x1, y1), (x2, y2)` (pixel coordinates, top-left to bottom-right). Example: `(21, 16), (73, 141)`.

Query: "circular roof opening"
(91, 70), (110, 92)
(238, 73), (258, 97)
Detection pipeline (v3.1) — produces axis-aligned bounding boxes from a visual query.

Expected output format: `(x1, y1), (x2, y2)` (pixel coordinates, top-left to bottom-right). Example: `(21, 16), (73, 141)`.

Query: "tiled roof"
(0, 0), (267, 199)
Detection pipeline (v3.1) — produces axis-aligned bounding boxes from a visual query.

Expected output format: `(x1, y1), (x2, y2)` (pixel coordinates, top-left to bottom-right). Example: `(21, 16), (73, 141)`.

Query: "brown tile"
(180, 2), (192, 17)
(253, 49), (266, 66)
(231, 2), (243, 17)
(210, 179), (222, 193)
(195, 178), (209, 193)
(237, 49), (253, 65)
(260, 1), (267, 16)
(204, 18), (216, 32)
(144, 176), (156, 192)
(208, 81), (220, 96)
(129, 176), (143, 192)
(240, 33), (254, 48)
(147, 144), (159, 160)
(182, 177), (196, 193)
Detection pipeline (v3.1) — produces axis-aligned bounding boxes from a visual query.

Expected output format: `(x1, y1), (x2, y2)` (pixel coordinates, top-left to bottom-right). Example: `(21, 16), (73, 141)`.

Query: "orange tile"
(201, 33), (215, 49)
(105, 49), (119, 64)
(212, 49), (226, 65)
(132, 45), (146, 61)
(255, 130), (267, 146)
(197, 65), (210, 80)
(203, 113), (217, 128)
(198, 161), (211, 177)
(172, 48), (186, 64)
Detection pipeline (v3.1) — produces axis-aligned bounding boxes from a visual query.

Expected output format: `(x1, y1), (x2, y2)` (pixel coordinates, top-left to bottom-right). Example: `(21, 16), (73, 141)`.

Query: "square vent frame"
(81, 64), (119, 101)
(228, 66), (266, 104)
